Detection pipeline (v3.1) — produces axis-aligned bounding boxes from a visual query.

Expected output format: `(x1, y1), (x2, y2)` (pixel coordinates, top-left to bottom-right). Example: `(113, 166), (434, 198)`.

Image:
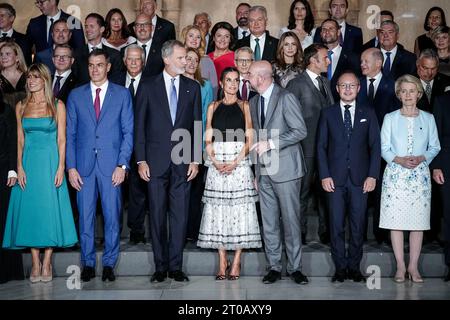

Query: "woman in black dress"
(0, 90), (24, 284)
(414, 7), (447, 57)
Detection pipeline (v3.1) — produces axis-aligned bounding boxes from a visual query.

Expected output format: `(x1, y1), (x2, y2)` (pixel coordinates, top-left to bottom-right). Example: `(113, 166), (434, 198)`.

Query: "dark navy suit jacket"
(314, 23), (363, 54)
(384, 46), (417, 80)
(34, 47), (55, 74)
(316, 103), (381, 186)
(8, 30), (32, 65)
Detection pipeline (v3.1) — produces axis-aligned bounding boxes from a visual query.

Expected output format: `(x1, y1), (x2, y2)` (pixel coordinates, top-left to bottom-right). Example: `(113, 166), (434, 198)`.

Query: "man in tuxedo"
(362, 10), (394, 52)
(26, 0), (84, 53)
(135, 40), (201, 283)
(34, 18), (71, 75)
(249, 61), (308, 285)
(51, 44), (76, 104)
(317, 72), (381, 283)
(431, 92), (450, 282)
(234, 47), (256, 101)
(416, 49), (450, 113)
(236, 6), (278, 63)
(194, 12), (212, 53)
(73, 13), (124, 86)
(111, 45), (149, 245)
(286, 43), (335, 245)
(66, 49), (134, 282)
(379, 20), (417, 80)
(358, 48), (399, 244)
(320, 18), (360, 101)
(314, 0), (363, 55)
(234, 3), (251, 41)
(0, 3), (31, 65)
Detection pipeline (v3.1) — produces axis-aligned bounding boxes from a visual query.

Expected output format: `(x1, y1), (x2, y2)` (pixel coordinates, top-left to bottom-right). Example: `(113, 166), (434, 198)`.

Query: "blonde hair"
(21, 63), (56, 120)
(395, 74), (424, 100)
(180, 24), (206, 56)
(0, 41), (27, 73)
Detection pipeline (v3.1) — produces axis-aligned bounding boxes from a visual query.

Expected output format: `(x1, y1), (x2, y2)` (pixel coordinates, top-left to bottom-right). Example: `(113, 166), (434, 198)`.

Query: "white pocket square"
(360, 119), (367, 122)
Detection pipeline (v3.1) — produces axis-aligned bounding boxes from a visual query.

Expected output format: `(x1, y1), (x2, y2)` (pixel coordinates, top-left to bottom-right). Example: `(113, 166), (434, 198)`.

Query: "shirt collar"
(152, 15), (158, 27)
(306, 68), (320, 81)
(367, 71), (382, 82)
(137, 38), (152, 47)
(330, 44), (342, 55)
(90, 80), (109, 92)
(0, 28), (13, 37)
(127, 72), (142, 83)
(261, 82), (275, 100)
(381, 45), (398, 56)
(47, 10), (61, 21)
(163, 70), (180, 83)
(88, 42), (103, 51)
(251, 32), (266, 41)
(421, 78), (434, 87)
(340, 100), (356, 109)
(55, 69), (72, 78)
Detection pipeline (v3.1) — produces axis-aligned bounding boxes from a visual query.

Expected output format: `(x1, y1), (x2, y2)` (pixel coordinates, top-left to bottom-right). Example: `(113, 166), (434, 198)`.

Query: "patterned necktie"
(48, 17), (54, 45)
(129, 78), (136, 97)
(344, 105), (352, 140)
(53, 75), (62, 97)
(169, 78), (178, 125)
(94, 88), (101, 120)
(368, 78), (375, 102)
(141, 44), (147, 63)
(425, 81), (432, 103)
(260, 95), (265, 127)
(254, 38), (261, 61)
(327, 50), (333, 80)
(242, 30), (247, 39)
(241, 79), (249, 101)
(316, 76), (327, 99)
(383, 52), (391, 75)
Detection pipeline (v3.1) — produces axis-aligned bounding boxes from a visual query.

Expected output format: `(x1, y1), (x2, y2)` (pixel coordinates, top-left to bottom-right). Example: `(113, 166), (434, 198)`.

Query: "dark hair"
(53, 17), (69, 29)
(329, 0), (348, 9)
(220, 66), (239, 82)
(287, 0), (314, 34)
(210, 21), (235, 51)
(0, 3), (16, 17)
(236, 2), (251, 10)
(380, 10), (394, 21)
(86, 12), (105, 28)
(53, 44), (74, 57)
(302, 43), (328, 69)
(55, 0), (60, 5)
(275, 31), (304, 70)
(321, 18), (340, 30)
(103, 8), (131, 39)
(88, 48), (110, 64)
(424, 7), (447, 31)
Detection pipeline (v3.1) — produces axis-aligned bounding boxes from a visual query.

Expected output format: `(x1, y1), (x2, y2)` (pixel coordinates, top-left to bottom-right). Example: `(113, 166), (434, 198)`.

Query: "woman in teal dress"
(2, 63), (78, 283)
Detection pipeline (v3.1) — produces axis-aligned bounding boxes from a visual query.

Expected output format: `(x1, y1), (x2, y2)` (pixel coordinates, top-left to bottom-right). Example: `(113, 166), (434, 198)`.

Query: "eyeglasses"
(337, 83), (358, 90)
(53, 54), (72, 61)
(35, 0), (49, 6)
(135, 23), (152, 29)
(235, 58), (253, 64)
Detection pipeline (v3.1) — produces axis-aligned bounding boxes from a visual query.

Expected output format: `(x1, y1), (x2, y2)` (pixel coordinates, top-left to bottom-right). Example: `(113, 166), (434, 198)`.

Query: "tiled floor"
(0, 276), (449, 300)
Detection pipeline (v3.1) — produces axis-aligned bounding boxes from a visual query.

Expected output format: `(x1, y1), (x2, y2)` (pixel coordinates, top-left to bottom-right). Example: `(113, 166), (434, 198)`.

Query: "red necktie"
(241, 80), (248, 101)
(94, 88), (101, 120)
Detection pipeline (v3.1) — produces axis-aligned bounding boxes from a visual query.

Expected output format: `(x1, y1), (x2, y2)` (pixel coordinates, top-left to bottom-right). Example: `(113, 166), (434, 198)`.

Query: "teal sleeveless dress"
(2, 115), (78, 249)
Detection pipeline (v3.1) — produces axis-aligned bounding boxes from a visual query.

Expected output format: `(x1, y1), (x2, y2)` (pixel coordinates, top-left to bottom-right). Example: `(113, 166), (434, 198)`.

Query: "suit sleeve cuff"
(8, 170), (17, 179)
(268, 139), (275, 150)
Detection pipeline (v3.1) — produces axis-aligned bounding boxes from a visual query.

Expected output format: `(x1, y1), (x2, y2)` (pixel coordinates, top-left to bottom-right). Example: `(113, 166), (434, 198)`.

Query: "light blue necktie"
(327, 50), (333, 80)
(169, 78), (178, 125)
(383, 52), (391, 75)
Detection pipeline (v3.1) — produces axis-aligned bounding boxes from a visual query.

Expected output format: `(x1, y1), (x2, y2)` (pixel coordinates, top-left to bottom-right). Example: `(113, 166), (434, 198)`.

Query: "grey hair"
(161, 39), (185, 59)
(235, 46), (254, 59)
(395, 74), (424, 99)
(124, 44), (146, 65)
(380, 20), (399, 33)
(249, 5), (267, 19)
(193, 12), (211, 23)
(418, 48), (440, 64)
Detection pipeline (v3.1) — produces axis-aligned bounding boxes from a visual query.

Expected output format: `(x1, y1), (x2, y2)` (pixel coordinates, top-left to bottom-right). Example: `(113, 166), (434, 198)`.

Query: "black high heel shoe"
(228, 262), (241, 281)
(216, 260), (230, 280)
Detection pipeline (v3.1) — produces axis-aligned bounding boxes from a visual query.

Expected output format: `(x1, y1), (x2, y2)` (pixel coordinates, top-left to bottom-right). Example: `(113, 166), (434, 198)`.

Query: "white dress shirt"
(47, 10), (61, 42)
(163, 70), (180, 102)
(366, 71), (383, 96)
(339, 21), (346, 42)
(329, 45), (342, 77)
(88, 41), (103, 52)
(137, 38), (153, 64)
(126, 72), (142, 92)
(381, 45), (398, 70)
(237, 27), (250, 40)
(53, 69), (72, 91)
(250, 33), (266, 57)
(340, 100), (356, 127)
(306, 68), (321, 91)
(90, 80), (109, 110)
(0, 28), (13, 37)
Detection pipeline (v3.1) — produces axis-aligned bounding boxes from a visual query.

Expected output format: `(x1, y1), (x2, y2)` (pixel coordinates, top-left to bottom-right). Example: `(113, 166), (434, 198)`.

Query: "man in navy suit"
(235, 6), (278, 63)
(0, 3), (32, 65)
(135, 40), (201, 283)
(314, 0), (363, 55)
(233, 3), (251, 41)
(51, 44), (77, 104)
(358, 48), (399, 244)
(362, 10), (394, 52)
(317, 72), (381, 283)
(379, 20), (417, 80)
(26, 0), (84, 53)
(66, 49), (134, 283)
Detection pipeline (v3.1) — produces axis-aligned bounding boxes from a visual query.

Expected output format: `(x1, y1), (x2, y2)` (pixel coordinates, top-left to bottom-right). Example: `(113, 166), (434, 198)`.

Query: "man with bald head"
(248, 61), (308, 285)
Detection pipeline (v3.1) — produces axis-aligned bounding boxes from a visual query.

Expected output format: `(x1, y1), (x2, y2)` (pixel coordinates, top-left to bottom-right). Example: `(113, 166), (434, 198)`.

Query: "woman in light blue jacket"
(379, 75), (441, 283)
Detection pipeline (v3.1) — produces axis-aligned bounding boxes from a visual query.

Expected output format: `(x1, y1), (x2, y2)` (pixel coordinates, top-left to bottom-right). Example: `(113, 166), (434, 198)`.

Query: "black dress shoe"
(150, 271), (167, 283)
(301, 233), (307, 245)
(262, 270), (281, 284)
(319, 232), (330, 245)
(331, 269), (347, 283)
(102, 266), (116, 282)
(130, 232), (146, 244)
(347, 269), (366, 282)
(444, 270), (450, 282)
(168, 270), (189, 282)
(291, 271), (308, 284)
(81, 266), (95, 282)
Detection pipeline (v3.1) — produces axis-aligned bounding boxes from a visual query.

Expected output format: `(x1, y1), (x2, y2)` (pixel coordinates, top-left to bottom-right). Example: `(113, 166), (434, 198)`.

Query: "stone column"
(161, 0), (182, 35)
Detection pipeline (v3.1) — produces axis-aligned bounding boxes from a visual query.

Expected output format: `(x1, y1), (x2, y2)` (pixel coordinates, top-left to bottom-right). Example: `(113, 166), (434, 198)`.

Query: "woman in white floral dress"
(379, 75), (441, 283)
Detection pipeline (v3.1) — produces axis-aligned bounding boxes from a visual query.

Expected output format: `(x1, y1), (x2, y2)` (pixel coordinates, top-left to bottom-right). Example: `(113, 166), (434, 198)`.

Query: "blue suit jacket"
(34, 47), (55, 74)
(316, 103), (381, 186)
(26, 10), (85, 53)
(314, 23), (363, 54)
(134, 73), (202, 177)
(66, 82), (134, 177)
(357, 75), (401, 126)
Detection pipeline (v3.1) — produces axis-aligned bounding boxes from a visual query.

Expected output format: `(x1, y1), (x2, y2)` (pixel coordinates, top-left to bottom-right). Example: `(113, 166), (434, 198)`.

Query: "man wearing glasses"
(234, 47), (256, 101)
(51, 44), (76, 103)
(316, 72), (381, 283)
(26, 0), (84, 53)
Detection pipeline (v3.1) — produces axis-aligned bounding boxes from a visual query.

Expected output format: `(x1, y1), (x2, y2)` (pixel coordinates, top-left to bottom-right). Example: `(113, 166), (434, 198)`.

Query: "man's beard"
(238, 17), (248, 27)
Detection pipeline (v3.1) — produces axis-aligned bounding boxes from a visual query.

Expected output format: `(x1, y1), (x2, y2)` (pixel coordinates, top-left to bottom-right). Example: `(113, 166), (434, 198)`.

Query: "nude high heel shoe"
(41, 264), (53, 282)
(30, 263), (42, 283)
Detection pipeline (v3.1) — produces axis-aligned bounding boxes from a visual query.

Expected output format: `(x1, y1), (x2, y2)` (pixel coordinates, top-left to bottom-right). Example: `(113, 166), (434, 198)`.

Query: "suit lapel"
(175, 76), (189, 126)
(98, 83), (114, 123)
(352, 104), (364, 135)
(156, 73), (173, 126)
(332, 104), (346, 138)
(84, 85), (97, 124)
(264, 85), (280, 128)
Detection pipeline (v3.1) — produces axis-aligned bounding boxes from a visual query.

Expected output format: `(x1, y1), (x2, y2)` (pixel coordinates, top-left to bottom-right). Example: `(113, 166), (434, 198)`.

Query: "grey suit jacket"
(286, 72), (334, 158)
(250, 83), (307, 183)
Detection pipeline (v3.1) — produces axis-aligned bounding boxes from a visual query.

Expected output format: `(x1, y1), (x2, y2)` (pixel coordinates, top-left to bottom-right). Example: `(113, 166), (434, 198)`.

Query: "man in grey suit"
(286, 44), (334, 245)
(248, 61), (308, 284)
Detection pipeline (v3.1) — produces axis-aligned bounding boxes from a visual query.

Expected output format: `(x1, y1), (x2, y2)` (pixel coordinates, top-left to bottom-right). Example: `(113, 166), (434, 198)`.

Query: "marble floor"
(0, 276), (449, 300)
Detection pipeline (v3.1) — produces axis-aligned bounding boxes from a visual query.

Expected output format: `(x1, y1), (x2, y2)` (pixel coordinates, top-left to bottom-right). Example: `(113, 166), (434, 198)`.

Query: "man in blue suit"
(135, 40), (202, 283)
(317, 72), (381, 283)
(26, 0), (84, 54)
(66, 49), (134, 282)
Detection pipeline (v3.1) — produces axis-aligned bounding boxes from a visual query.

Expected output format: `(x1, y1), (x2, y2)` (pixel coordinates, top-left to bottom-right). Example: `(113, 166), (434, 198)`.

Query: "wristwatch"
(118, 164), (127, 170)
